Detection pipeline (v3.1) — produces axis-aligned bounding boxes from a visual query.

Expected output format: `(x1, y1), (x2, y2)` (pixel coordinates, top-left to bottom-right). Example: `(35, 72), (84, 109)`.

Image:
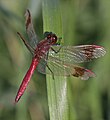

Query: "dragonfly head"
(44, 31), (58, 45)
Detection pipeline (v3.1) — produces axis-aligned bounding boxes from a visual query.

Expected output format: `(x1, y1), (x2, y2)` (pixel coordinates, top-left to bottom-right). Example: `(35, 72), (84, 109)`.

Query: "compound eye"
(47, 35), (51, 39)
(51, 35), (57, 44)
(53, 35), (57, 41)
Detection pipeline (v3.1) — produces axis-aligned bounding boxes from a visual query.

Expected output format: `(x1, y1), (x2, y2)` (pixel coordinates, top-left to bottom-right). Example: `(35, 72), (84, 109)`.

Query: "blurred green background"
(0, 0), (109, 120)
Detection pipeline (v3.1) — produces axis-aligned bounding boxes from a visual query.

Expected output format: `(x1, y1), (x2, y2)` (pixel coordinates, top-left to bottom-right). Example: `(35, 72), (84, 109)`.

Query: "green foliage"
(0, 0), (109, 120)
(42, 0), (70, 120)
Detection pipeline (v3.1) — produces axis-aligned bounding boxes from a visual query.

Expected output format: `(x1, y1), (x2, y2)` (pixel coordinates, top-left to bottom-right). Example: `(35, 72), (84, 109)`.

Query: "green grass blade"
(42, 0), (69, 120)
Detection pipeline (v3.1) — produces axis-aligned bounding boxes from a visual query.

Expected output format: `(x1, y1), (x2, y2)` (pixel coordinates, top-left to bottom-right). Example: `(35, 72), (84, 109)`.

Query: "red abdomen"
(15, 58), (38, 103)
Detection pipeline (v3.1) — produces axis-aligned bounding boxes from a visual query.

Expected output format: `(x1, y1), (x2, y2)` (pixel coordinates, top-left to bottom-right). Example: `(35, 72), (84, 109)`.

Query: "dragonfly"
(15, 9), (106, 103)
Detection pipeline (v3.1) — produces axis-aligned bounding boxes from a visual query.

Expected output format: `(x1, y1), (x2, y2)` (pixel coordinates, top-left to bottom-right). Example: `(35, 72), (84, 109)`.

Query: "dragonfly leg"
(51, 46), (62, 54)
(17, 32), (35, 54)
(46, 64), (55, 80)
(46, 51), (55, 79)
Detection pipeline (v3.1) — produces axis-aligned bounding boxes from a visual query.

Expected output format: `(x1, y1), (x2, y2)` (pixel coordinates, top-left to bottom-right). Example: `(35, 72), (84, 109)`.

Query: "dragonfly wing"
(71, 66), (95, 80)
(48, 56), (95, 80)
(37, 56), (73, 76)
(49, 45), (106, 63)
(47, 57), (72, 76)
(37, 44), (105, 80)
(37, 58), (47, 74)
(37, 56), (95, 80)
(25, 9), (39, 48)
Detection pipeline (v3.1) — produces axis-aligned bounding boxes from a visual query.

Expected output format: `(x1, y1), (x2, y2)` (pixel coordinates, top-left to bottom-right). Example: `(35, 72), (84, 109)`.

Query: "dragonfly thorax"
(34, 33), (57, 60)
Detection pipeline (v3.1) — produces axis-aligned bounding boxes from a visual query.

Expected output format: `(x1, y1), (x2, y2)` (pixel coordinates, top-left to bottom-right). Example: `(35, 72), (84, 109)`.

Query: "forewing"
(25, 9), (39, 48)
(37, 44), (106, 80)
(49, 45), (106, 63)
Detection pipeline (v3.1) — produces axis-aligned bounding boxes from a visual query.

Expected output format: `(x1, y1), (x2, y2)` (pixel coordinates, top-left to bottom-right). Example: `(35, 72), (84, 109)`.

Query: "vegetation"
(0, 0), (109, 120)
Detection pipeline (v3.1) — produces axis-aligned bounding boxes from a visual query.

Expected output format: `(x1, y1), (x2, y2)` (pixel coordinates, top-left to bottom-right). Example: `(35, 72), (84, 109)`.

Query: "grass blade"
(42, 0), (69, 120)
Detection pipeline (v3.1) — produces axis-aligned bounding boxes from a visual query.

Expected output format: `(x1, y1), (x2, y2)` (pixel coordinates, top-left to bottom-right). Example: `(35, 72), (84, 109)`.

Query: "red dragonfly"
(15, 10), (106, 103)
